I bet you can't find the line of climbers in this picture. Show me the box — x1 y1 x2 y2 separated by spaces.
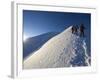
71 24 85 37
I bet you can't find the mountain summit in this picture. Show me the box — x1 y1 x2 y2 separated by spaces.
23 26 90 69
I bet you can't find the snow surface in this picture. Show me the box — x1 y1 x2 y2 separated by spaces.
23 26 90 69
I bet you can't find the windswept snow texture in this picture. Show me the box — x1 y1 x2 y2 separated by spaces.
23 26 91 69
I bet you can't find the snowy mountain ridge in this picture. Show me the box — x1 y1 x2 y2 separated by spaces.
23 32 59 59
23 26 90 69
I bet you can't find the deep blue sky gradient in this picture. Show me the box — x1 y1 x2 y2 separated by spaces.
23 10 91 38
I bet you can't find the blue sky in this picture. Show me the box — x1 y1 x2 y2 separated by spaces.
23 10 91 39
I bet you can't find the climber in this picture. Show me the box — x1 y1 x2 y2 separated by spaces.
71 25 78 34
79 24 85 37
71 26 74 34
74 25 78 33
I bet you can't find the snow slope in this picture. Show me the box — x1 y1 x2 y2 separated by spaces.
23 26 90 69
23 32 59 59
